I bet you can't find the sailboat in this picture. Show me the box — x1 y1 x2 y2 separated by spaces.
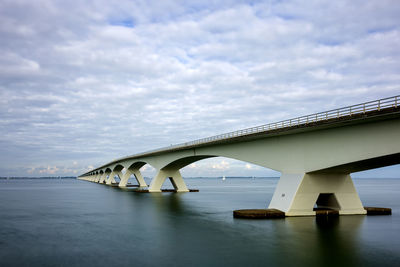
222 175 226 181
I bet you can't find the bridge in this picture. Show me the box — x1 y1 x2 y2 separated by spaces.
79 95 400 216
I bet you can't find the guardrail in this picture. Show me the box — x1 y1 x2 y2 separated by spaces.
83 95 399 175
153 95 399 152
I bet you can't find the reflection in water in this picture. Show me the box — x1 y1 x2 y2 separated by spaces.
315 214 341 228
131 189 368 267
149 192 186 215
315 216 364 266
270 215 365 266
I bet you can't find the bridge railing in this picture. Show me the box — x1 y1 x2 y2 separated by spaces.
159 95 399 152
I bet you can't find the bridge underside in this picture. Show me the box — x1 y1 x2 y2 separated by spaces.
79 155 400 217
80 156 399 216
312 152 400 174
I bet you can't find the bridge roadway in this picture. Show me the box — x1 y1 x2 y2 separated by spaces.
79 96 400 216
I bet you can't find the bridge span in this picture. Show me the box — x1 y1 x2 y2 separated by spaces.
79 96 400 216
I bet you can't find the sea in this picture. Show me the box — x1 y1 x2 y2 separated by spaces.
0 177 399 267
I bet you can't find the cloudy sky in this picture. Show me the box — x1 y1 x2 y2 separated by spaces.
1 0 399 178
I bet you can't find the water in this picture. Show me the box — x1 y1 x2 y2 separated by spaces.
0 177 399 267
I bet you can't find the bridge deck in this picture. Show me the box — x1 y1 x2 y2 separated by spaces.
100 97 399 168
82 95 399 175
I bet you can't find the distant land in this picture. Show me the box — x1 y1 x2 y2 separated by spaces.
1 176 398 180
183 176 279 179
0 176 277 180
0 176 77 179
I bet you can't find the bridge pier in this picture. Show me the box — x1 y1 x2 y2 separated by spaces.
148 169 189 192
268 172 366 216
99 172 107 184
106 172 117 185
119 168 147 188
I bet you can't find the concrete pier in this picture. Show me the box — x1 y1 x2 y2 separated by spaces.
233 206 391 219
364 207 392 215
233 209 285 219
134 189 199 193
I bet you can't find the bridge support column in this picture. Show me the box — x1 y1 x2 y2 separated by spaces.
99 173 108 184
268 173 366 216
106 172 117 185
119 169 147 188
148 169 189 192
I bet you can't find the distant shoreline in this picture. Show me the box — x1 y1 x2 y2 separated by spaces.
1 176 278 180
0 176 77 179
1 176 399 180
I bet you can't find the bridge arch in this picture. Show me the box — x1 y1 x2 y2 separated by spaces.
162 155 217 170
99 168 112 184
149 153 279 192
127 161 147 170
117 161 149 188
112 164 124 172
96 169 103 183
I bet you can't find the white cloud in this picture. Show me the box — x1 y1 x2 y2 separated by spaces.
0 52 41 77
212 160 230 170
39 166 59 175
308 69 344 81
189 163 197 169
0 0 399 177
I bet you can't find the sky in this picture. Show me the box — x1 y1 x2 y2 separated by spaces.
0 0 399 178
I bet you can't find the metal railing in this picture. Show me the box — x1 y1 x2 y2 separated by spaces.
83 95 399 175
147 95 399 153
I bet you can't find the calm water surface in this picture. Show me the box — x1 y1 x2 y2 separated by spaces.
0 178 399 267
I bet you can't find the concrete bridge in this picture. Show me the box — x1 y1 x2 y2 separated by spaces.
79 96 400 216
